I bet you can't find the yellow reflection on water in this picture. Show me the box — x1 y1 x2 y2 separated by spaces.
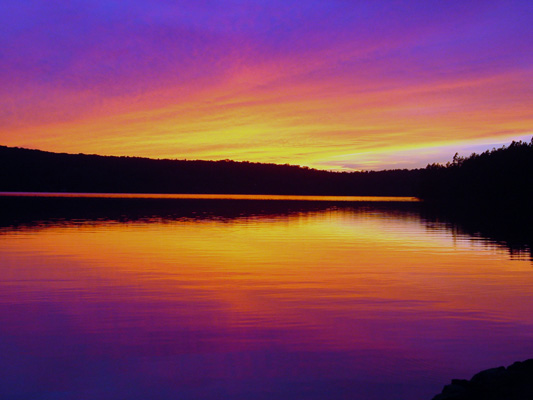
2 208 532 348
2 206 533 400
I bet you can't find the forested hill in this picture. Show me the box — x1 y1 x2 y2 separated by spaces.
420 139 533 205
0 145 421 196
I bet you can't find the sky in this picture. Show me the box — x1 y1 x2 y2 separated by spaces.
1 0 532 170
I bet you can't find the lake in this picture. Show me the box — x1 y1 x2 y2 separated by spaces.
1 193 532 400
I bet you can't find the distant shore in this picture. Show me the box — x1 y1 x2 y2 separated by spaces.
0 191 419 202
2 139 532 205
0 145 420 196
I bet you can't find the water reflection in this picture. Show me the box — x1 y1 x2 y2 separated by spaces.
1 195 530 261
1 196 533 400
421 204 533 262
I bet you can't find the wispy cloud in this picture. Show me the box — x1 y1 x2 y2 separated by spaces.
1 0 531 169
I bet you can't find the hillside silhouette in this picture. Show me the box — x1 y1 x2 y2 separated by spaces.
2 139 532 199
2 141 532 259
420 138 533 205
0 145 420 196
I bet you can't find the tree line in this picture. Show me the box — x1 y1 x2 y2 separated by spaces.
1 138 531 201
0 145 420 196
419 138 533 205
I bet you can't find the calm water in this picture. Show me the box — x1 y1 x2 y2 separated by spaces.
1 194 532 400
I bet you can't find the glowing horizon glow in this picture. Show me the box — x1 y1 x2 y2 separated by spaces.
1 1 532 170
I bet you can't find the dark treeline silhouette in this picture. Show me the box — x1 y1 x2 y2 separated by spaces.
417 138 533 261
0 145 420 196
2 138 532 200
420 138 533 205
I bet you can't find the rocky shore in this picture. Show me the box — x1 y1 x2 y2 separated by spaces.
432 359 533 400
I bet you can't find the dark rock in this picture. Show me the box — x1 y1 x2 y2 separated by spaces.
431 359 533 400
450 379 470 388
507 359 533 374
470 366 507 385
437 383 469 399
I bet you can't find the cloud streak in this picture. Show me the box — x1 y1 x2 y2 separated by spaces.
1 0 532 169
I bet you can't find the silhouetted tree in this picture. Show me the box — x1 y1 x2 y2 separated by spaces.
420 138 533 205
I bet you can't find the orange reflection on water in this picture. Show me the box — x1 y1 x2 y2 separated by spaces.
2 207 533 399
2 209 532 337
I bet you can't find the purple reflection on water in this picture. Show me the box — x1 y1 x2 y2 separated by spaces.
1 205 533 400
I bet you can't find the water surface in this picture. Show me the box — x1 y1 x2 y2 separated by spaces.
1 195 532 400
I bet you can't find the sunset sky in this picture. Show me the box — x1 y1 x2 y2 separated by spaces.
1 1 532 170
